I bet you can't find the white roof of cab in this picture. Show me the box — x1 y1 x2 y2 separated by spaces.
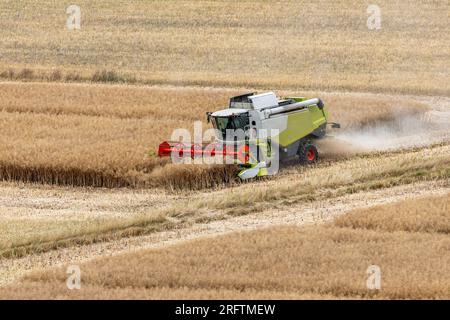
249 92 278 110
211 108 248 117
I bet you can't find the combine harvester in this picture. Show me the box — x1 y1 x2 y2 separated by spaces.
158 92 339 179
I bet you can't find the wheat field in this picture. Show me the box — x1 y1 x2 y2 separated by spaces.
1 193 448 299
0 0 449 95
0 82 427 189
0 0 448 300
1 144 448 260
0 0 445 191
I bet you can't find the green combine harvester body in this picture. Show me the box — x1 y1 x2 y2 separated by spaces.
158 91 339 180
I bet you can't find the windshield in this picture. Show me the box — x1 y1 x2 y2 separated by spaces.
212 114 249 140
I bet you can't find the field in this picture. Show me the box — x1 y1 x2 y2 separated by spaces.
0 82 430 189
0 0 449 95
1 194 449 299
0 0 448 300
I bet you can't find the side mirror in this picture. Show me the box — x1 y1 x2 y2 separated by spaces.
206 112 212 123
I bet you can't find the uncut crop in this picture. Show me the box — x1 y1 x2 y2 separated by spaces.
0 83 426 189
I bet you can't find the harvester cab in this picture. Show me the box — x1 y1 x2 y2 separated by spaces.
158 91 338 180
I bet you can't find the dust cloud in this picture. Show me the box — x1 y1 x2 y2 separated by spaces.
332 109 450 153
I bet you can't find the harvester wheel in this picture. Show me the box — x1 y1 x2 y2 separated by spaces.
298 143 318 164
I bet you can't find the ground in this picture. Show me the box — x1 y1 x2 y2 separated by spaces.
0 0 448 299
